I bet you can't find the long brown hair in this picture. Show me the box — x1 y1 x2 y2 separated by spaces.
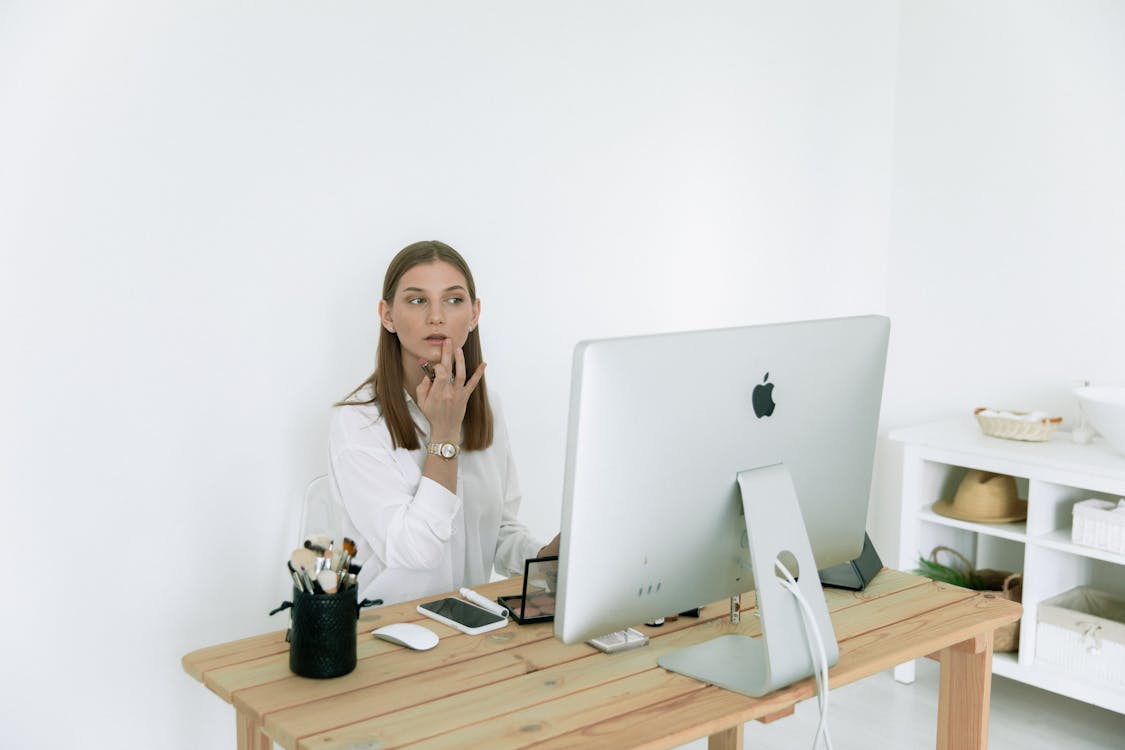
337 240 493 451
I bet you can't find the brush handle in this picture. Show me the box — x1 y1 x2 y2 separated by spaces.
287 562 306 593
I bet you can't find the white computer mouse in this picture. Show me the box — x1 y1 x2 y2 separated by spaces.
371 622 440 651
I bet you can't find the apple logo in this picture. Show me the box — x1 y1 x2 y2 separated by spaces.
752 372 776 418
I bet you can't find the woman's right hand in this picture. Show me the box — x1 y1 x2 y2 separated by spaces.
538 533 561 558
415 338 486 443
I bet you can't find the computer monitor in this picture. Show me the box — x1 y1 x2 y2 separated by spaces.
553 315 890 696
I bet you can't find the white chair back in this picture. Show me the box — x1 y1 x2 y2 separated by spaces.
298 474 345 545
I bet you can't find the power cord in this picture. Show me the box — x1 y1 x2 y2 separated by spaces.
775 558 834 750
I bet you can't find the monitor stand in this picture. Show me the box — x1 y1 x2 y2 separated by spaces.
658 463 839 697
819 532 883 591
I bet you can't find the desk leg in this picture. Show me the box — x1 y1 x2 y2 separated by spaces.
936 632 993 750
708 724 744 750
236 709 272 750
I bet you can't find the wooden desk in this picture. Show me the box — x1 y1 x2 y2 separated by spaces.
183 569 1020 750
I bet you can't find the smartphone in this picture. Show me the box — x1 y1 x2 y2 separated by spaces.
417 597 508 635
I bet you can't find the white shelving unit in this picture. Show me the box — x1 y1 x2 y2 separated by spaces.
890 417 1125 715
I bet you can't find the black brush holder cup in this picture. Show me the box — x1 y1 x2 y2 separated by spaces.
270 587 382 678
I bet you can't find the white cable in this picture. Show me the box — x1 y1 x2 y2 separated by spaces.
776 559 835 750
777 573 829 748
778 576 831 750
778 568 832 750
789 579 832 750
781 576 832 750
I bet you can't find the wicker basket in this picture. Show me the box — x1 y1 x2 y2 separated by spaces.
974 407 1062 442
929 546 1022 652
1071 498 1125 555
1036 587 1125 687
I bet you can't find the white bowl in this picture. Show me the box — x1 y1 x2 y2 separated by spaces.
1075 386 1125 457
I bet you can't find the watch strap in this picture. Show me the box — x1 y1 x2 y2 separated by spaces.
427 441 460 459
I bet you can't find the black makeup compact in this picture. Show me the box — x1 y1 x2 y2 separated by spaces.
498 555 558 624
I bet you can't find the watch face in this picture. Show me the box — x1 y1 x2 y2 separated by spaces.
441 443 457 458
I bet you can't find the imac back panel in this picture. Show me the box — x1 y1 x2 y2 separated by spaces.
554 315 890 644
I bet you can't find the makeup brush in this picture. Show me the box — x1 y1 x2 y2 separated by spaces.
328 537 349 577
291 546 317 572
291 547 319 593
287 561 305 592
317 569 339 595
305 532 332 550
304 539 328 556
337 539 360 580
342 538 357 571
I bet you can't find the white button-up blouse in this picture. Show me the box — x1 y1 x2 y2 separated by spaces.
329 387 543 605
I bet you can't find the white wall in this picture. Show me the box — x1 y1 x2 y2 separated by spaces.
7 2 1124 748
871 1 1125 562
0 2 899 748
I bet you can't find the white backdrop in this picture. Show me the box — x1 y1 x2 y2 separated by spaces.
2 2 1122 748
869 0 1125 556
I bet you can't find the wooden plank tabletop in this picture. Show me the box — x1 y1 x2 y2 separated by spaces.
182 569 1021 750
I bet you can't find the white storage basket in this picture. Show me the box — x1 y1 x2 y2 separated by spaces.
1071 498 1125 555
1035 587 1125 687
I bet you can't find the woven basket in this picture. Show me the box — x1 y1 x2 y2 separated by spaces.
931 546 1023 652
1072 498 1125 555
974 407 1062 442
1036 587 1125 686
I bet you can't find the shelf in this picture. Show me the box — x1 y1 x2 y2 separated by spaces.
894 416 1125 718
918 508 1028 542
1031 529 1125 566
890 417 1125 482
991 651 1020 675
992 655 1125 715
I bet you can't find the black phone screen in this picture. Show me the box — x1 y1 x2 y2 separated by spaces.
418 597 505 628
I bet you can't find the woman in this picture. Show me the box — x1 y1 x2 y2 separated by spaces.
330 240 559 605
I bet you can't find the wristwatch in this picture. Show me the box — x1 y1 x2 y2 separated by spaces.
427 441 460 460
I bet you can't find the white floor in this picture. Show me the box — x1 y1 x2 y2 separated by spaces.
677 658 1125 749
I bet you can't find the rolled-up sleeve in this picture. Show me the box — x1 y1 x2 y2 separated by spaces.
331 411 462 572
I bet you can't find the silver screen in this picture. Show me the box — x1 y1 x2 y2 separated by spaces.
554 315 890 644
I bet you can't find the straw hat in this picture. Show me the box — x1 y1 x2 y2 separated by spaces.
931 469 1027 523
